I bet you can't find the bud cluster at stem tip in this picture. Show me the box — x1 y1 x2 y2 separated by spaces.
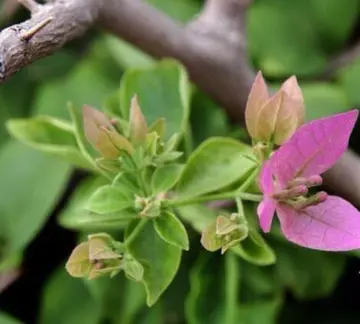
245 71 305 146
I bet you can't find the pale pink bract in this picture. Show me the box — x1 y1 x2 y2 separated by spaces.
257 110 360 251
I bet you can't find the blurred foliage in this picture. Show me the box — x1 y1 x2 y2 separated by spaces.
1 0 360 324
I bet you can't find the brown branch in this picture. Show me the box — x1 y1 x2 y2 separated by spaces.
322 40 360 79
1 0 360 207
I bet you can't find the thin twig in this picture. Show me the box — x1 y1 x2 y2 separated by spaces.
19 16 53 40
322 41 360 79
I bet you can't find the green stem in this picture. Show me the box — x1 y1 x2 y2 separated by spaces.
166 191 262 207
125 219 148 246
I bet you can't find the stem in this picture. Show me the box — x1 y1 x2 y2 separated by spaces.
125 219 148 246
167 191 262 207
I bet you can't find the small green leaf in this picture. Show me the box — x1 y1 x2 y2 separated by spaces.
149 118 166 139
154 211 189 250
120 59 191 139
151 164 184 194
176 137 256 198
6 117 93 170
126 220 182 306
65 242 91 278
86 185 133 214
231 230 276 266
58 177 136 231
123 257 145 282
200 220 222 252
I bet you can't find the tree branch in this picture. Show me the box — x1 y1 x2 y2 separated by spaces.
322 40 360 79
1 0 360 207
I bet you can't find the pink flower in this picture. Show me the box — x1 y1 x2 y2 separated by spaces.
257 110 360 251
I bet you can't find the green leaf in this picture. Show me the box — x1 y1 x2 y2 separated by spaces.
301 83 349 120
0 313 22 324
33 59 116 119
339 58 360 107
86 185 133 214
0 141 70 258
154 211 189 250
126 220 182 306
237 297 282 324
39 268 102 324
6 116 93 170
0 70 35 146
120 59 191 139
273 239 345 299
248 1 326 77
59 176 136 231
190 91 230 146
224 253 240 324
151 164 184 194
309 0 358 50
185 253 226 324
176 137 256 198
105 35 154 69
176 204 218 233
231 230 276 266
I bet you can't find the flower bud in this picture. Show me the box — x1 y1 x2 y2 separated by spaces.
65 233 123 280
83 105 134 158
129 95 148 144
245 72 305 145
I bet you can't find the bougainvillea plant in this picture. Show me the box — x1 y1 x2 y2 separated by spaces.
7 61 360 307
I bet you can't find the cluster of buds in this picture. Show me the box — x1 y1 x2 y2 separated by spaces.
245 72 305 160
134 193 166 218
201 213 249 254
65 233 143 281
83 95 183 172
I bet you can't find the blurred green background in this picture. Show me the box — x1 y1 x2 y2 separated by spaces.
1 0 360 323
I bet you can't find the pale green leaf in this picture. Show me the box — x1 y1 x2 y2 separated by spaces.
154 211 189 250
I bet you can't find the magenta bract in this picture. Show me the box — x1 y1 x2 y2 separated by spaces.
258 110 360 251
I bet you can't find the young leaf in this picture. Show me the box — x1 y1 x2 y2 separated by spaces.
82 105 134 158
123 258 145 282
6 117 93 170
129 95 148 143
65 242 91 278
149 118 166 139
120 59 191 139
176 137 256 198
126 220 182 306
151 164 184 194
68 103 98 166
86 185 133 214
154 211 189 250
58 177 137 231
200 220 222 252
231 230 276 266
88 234 122 260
